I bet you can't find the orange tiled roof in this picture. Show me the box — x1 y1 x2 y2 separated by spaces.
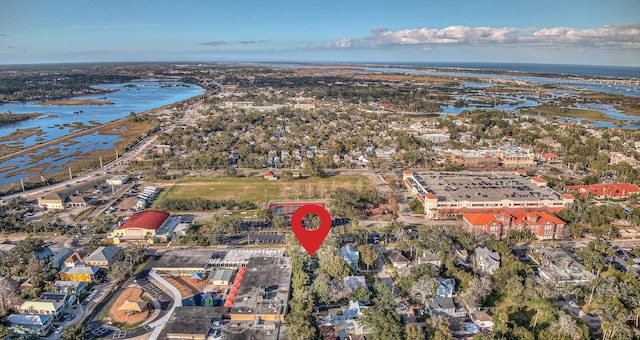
463 213 500 225
541 153 559 159
568 183 640 197
464 211 565 226
530 176 547 183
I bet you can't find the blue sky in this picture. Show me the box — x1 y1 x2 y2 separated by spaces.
1 0 639 66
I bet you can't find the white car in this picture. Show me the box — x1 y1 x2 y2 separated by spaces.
55 326 64 334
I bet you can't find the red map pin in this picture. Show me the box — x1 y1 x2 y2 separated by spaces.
290 204 332 256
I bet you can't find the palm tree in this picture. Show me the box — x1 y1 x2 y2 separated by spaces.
526 298 553 332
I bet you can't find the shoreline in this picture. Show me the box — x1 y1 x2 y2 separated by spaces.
34 99 114 106
0 91 204 190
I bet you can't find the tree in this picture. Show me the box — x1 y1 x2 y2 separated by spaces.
458 277 492 310
350 285 371 302
107 261 132 283
358 244 378 270
310 272 331 306
317 247 351 280
223 167 238 177
410 279 435 305
124 244 147 266
424 316 452 340
24 256 49 289
0 276 17 316
405 323 425 340
286 290 320 340
61 323 88 340
272 216 287 233
526 298 554 332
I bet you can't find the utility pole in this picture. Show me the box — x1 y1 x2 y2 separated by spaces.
68 167 72 180
20 178 25 192
100 156 103 168
116 148 119 159
264 189 267 208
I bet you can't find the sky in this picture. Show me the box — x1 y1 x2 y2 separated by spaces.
1 0 639 66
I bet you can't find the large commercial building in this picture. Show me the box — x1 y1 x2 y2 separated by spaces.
108 210 181 244
229 256 292 322
403 171 574 220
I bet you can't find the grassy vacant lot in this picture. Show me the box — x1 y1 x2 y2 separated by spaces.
155 175 371 204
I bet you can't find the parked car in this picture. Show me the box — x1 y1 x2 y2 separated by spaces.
55 326 64 334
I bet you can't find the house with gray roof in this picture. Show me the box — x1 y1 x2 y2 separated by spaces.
474 247 500 275
85 246 122 268
53 280 88 295
50 248 73 270
426 297 465 318
389 250 410 268
7 314 53 336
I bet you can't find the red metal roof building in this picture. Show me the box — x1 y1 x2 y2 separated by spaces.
109 210 172 244
463 212 566 240
568 183 640 200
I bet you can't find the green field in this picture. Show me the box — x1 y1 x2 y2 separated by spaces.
154 175 371 205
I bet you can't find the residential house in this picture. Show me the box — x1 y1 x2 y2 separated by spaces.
415 249 441 268
40 293 76 306
53 280 88 295
609 152 639 167
59 266 99 283
85 246 123 268
319 301 370 340
64 251 87 267
426 297 465 317
474 247 500 275
389 250 410 268
7 314 53 336
471 311 494 330
263 171 277 180
343 276 367 291
433 277 456 298
19 300 64 319
49 248 73 270
340 245 360 270
36 247 53 261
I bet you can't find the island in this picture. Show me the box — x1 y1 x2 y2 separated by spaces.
0 112 43 126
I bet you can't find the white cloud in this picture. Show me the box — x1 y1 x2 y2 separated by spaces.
328 23 640 49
